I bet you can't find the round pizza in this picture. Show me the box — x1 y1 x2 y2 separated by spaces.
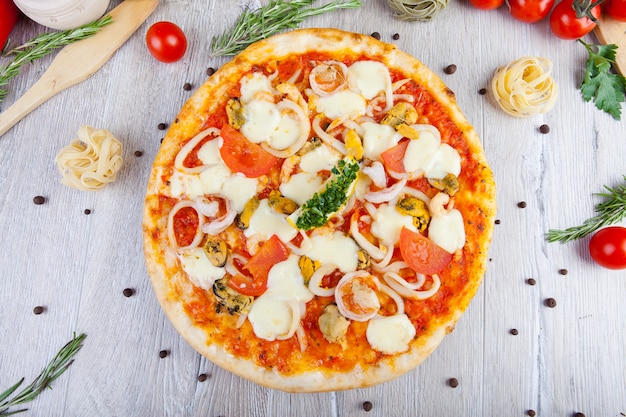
142 28 496 392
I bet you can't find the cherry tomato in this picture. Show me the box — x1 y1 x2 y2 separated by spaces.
1 0 20 50
605 0 626 21
219 124 280 178
549 1 601 39
145 21 187 63
228 235 290 296
380 139 409 173
588 226 626 270
508 0 556 22
470 0 505 10
399 227 453 275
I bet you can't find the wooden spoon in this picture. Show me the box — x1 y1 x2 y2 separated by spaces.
593 14 626 76
0 0 159 137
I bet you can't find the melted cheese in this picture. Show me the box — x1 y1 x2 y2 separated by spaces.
280 171 323 206
248 255 313 341
366 314 416 354
240 72 273 103
362 122 401 161
370 203 418 244
178 248 225 290
299 143 340 173
428 208 466 253
316 90 366 119
245 199 298 244
403 129 461 180
220 174 258 212
197 138 223 165
306 231 359 273
348 60 391 100
241 99 281 143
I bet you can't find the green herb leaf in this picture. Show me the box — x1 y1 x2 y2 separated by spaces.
210 0 363 57
0 16 112 103
295 159 360 230
0 333 86 416
578 40 626 120
546 176 626 243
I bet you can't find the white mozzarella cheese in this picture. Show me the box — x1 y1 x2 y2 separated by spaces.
347 60 391 100
316 90 366 120
370 203 418 244
366 314 416 354
241 99 281 144
299 143 340 173
197 138 224 166
403 130 440 174
248 255 312 341
168 171 204 199
403 129 462 180
240 72 273 103
247 296 294 341
266 255 314 303
279 171 322 206
178 247 225 290
220 174 258 212
267 112 301 150
306 231 359 273
426 143 461 179
245 199 298 244
362 122 401 161
428 208 466 253
198 163 232 195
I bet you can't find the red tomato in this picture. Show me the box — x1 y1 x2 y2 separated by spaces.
1 0 20 50
146 21 187 63
588 226 626 270
228 235 290 296
549 1 601 39
399 227 453 275
219 124 280 178
605 0 626 21
380 139 409 173
508 0 556 22
470 0 505 10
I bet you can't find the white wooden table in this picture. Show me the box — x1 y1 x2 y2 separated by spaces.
1 1 625 416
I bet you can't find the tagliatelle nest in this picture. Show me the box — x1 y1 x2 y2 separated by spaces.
491 56 558 117
55 125 124 191
386 0 449 21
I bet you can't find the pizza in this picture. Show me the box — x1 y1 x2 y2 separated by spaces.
142 28 496 392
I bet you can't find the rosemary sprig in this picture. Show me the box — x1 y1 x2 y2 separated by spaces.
546 176 626 243
0 16 112 103
0 333 87 416
210 0 363 57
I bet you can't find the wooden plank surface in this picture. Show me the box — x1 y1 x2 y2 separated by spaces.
1 1 625 416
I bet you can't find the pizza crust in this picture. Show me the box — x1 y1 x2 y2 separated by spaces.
143 28 496 393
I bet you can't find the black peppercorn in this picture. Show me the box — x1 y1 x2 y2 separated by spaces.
539 124 550 134
33 306 45 315
123 288 134 297
371 32 381 40
158 123 167 130
159 350 169 358
448 377 459 388
444 64 457 74
362 401 373 411
33 196 46 205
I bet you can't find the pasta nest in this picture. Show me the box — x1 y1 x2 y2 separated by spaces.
55 125 124 191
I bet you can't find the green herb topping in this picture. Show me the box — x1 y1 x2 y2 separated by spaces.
547 176 626 243
210 0 363 57
295 159 360 230
578 40 626 121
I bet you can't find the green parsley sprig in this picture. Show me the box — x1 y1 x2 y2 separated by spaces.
546 176 626 243
295 158 360 230
0 16 112 103
578 40 626 120
0 333 86 416
210 0 363 57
